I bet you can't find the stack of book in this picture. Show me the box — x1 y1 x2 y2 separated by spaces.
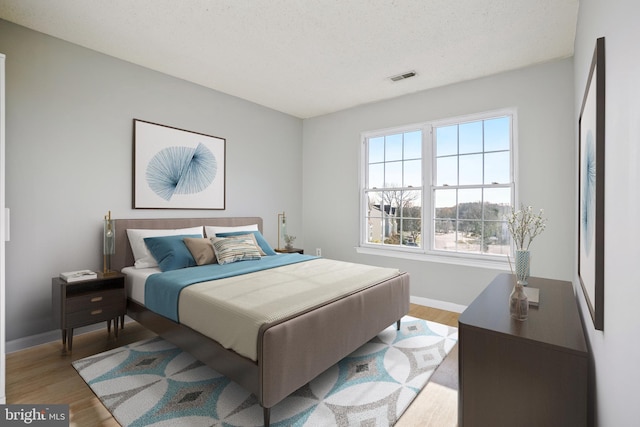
60 270 97 283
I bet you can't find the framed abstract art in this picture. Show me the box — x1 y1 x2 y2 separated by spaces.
133 119 226 210
578 37 605 331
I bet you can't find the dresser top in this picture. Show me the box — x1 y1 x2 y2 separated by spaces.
459 273 588 355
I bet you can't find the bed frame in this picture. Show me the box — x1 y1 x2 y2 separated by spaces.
113 217 410 426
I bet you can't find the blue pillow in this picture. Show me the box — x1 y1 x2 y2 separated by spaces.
215 230 277 256
144 234 201 272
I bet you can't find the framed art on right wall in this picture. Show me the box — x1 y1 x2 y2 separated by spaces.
578 37 605 331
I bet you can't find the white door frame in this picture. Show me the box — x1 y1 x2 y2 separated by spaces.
1 52 7 404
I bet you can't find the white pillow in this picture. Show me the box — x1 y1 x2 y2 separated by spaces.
204 224 258 238
127 227 203 268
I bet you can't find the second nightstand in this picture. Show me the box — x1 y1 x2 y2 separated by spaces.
52 272 126 352
274 247 304 254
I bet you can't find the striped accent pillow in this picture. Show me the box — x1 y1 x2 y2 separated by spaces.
211 237 262 265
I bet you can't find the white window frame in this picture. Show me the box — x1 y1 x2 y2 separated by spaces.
358 108 518 270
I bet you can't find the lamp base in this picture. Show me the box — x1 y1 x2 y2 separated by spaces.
103 254 117 276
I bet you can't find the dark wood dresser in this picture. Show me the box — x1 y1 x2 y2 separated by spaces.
458 273 588 427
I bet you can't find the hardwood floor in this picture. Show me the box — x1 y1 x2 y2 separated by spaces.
6 320 155 426
396 304 460 427
6 303 460 426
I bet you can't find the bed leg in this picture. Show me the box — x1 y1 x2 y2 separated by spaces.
397 319 401 331
263 407 270 427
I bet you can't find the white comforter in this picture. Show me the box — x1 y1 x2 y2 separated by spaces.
178 258 400 361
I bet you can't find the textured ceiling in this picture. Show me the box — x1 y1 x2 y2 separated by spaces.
0 0 579 118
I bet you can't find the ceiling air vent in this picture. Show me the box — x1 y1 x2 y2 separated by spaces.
390 71 417 82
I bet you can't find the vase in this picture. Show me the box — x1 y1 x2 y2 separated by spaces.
515 249 530 285
509 281 529 321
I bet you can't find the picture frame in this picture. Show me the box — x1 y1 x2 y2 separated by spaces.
133 119 226 209
578 37 605 331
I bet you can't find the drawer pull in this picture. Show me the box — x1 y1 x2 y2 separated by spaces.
90 296 103 303
91 309 103 315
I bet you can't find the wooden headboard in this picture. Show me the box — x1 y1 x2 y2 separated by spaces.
112 217 263 272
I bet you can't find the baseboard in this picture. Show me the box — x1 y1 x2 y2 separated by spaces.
410 296 467 313
6 329 63 354
6 316 135 353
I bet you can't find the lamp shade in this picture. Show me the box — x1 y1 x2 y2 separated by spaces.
103 211 115 274
278 211 286 250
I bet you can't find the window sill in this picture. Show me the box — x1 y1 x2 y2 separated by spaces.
355 246 511 271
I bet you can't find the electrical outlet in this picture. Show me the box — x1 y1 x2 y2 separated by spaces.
315 248 322 257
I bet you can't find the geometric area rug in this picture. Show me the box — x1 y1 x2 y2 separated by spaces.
73 316 458 426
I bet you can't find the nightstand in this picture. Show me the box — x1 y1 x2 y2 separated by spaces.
275 247 304 254
52 272 126 352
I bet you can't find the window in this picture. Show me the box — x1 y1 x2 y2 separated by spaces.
361 109 515 263
364 129 423 248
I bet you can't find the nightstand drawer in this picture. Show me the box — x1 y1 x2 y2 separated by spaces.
66 289 124 313
66 301 124 327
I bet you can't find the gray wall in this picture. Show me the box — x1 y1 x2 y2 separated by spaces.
573 0 640 425
302 58 575 307
0 19 303 343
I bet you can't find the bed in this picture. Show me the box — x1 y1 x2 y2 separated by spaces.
112 217 410 426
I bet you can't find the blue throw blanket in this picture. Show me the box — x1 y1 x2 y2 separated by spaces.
145 253 316 322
